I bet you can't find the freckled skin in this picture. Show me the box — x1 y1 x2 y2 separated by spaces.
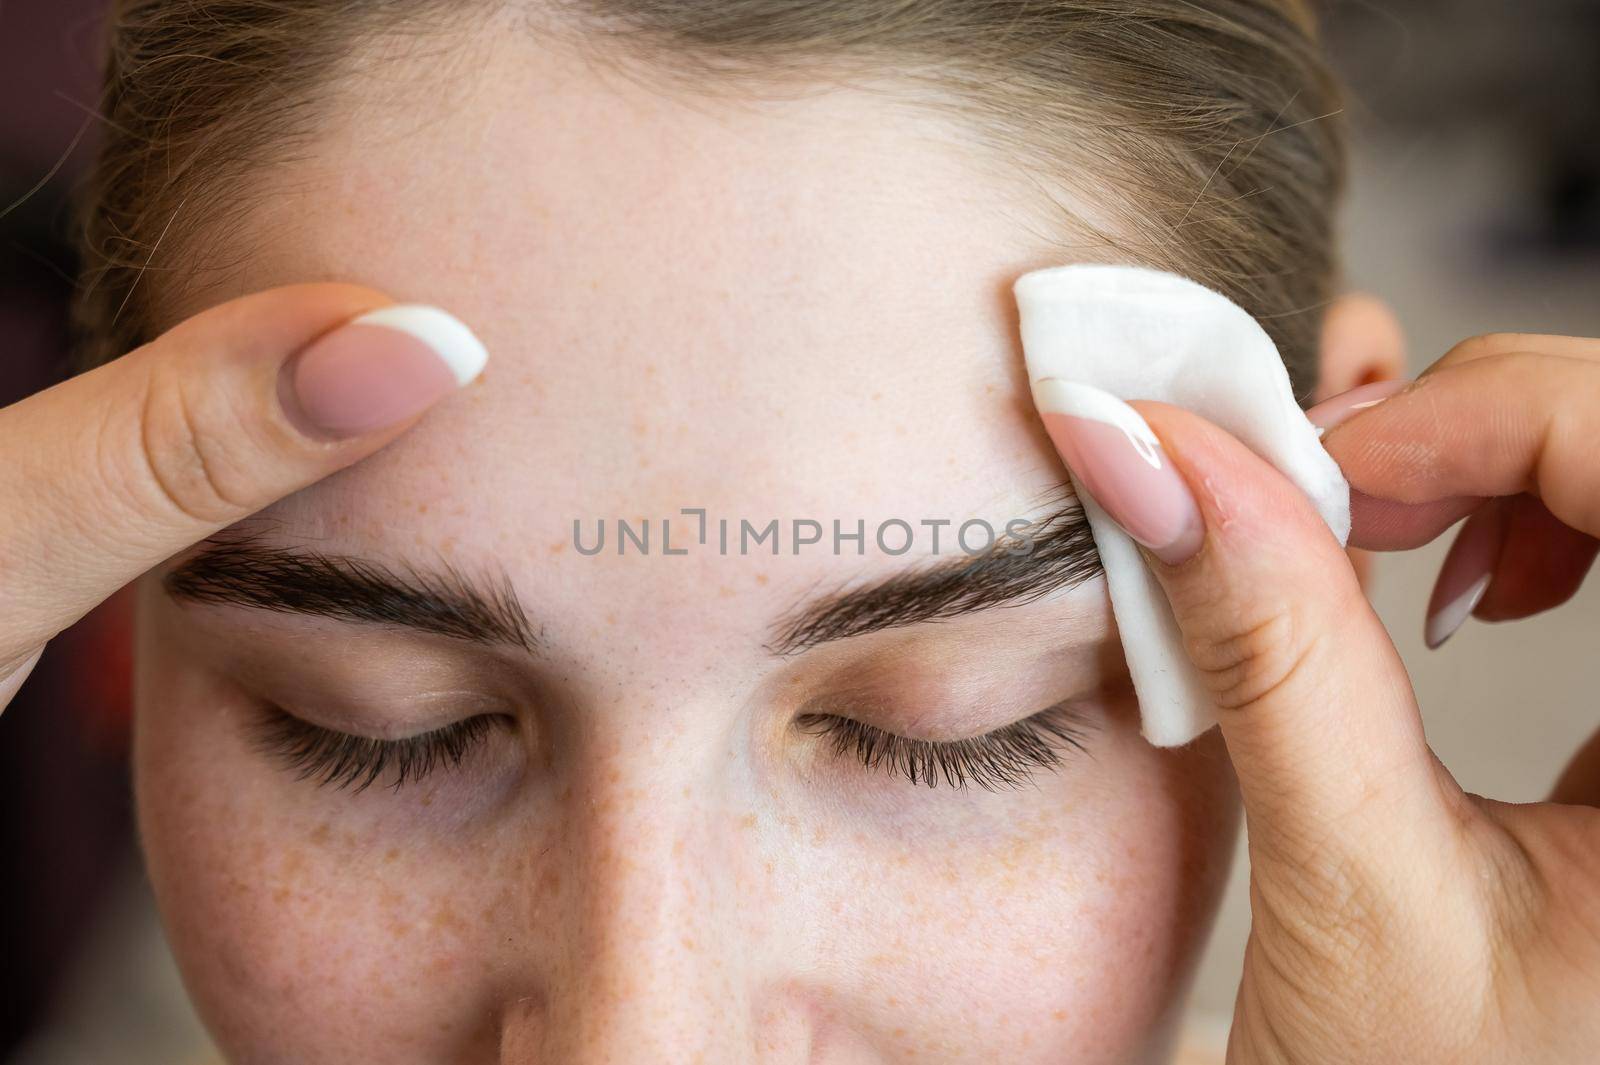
135 24 1242 1065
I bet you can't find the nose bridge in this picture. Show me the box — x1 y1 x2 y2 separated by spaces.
538 734 756 1062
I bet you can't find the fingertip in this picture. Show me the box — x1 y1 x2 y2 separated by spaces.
280 305 488 439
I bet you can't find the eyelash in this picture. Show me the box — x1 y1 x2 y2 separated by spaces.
795 704 1092 791
253 703 1092 796
250 707 507 793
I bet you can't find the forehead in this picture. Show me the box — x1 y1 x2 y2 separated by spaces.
194 32 1076 659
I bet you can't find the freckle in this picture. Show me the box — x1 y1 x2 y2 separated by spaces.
754 573 769 586
1052 1009 1066 1021
549 540 566 554
272 887 290 904
538 867 561 897
417 501 429 514
870 391 882 401
384 848 400 863
604 613 616 625
739 814 756 830
431 902 466 935
632 418 648 436
309 823 331 846
718 586 734 598
810 824 828 845
420 791 435 807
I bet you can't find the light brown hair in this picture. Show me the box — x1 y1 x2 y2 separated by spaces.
77 0 1345 399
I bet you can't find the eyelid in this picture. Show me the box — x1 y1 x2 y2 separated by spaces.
251 705 511 793
796 703 1092 791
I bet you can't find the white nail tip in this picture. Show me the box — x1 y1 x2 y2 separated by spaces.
1033 378 1164 468
1425 572 1490 649
352 304 489 387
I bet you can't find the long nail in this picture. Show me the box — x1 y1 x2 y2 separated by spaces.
1424 502 1509 649
1033 379 1203 565
1306 379 1410 433
283 305 488 438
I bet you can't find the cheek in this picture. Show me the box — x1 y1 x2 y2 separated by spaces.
792 728 1238 1064
134 640 515 1062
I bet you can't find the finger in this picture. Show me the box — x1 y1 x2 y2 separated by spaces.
1034 384 1451 865
1320 347 1600 542
1345 490 1483 551
1427 331 1600 371
0 647 44 711
0 284 487 668
1551 728 1600 808
1418 494 1597 647
1422 497 1511 649
1473 494 1599 622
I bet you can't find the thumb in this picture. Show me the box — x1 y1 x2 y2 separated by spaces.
1036 383 1449 863
0 283 487 668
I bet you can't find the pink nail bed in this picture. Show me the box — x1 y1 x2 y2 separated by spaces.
287 305 488 438
1306 379 1410 432
1035 382 1203 565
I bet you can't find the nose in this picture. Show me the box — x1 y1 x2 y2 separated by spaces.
502 739 803 1064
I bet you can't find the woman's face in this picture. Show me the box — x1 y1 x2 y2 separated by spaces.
135 30 1239 1064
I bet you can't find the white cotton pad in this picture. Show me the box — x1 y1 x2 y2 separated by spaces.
1014 264 1349 746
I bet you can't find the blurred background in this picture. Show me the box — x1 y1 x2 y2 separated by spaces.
0 1 1596 1060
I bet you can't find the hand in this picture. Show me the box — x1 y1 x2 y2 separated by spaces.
1040 333 1600 1064
0 284 485 711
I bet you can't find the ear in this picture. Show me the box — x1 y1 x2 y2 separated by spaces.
1315 293 1407 589
1314 292 1406 402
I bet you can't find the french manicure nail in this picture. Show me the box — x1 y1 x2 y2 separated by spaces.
1306 379 1410 433
1033 379 1204 565
1424 504 1508 649
285 304 488 438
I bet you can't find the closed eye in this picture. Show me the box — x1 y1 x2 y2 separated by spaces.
795 703 1093 791
251 706 514 793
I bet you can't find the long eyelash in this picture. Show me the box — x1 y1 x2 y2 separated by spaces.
251 709 501 794
797 705 1092 792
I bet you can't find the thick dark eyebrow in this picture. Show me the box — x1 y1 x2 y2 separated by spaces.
768 493 1102 656
162 527 540 652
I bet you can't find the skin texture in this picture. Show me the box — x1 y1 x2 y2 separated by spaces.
130 26 1255 1064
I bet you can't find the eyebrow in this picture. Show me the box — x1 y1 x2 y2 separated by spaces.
162 526 541 652
767 495 1101 655
162 497 1102 655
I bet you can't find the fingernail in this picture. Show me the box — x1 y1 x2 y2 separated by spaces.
1305 379 1410 434
1033 379 1204 565
284 305 488 438
1424 503 1508 649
